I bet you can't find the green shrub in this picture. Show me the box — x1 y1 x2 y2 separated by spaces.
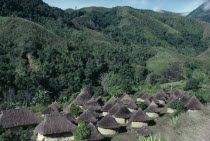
138 103 148 110
184 78 201 91
190 88 210 103
73 122 90 141
169 101 185 114
70 104 79 118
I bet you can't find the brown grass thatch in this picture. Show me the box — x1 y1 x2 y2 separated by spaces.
144 101 159 113
83 98 101 111
180 94 190 105
147 96 159 104
173 89 183 98
0 109 41 129
167 94 178 105
77 110 98 123
35 112 77 135
162 88 171 95
137 91 147 98
41 106 57 115
114 106 132 119
129 109 152 122
109 103 122 115
120 94 133 105
65 113 76 123
141 93 150 100
88 123 104 141
185 96 204 110
73 88 92 106
137 126 153 137
97 114 121 129
127 100 138 109
101 101 114 112
155 93 166 101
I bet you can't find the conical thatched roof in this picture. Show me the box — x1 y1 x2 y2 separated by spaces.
41 101 62 115
83 98 101 111
88 123 104 141
116 93 126 99
144 101 159 113
127 100 138 109
50 101 61 110
180 94 190 105
65 113 76 123
173 89 183 98
154 93 166 101
35 112 77 135
77 110 98 123
113 98 123 105
0 109 41 129
101 101 114 112
167 94 178 104
185 96 204 110
137 126 153 137
73 88 92 106
137 91 147 98
129 109 152 122
108 103 122 115
114 106 132 119
141 93 150 100
42 106 57 115
120 94 133 105
96 114 121 129
107 97 116 103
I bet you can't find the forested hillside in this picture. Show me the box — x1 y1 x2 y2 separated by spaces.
0 0 210 109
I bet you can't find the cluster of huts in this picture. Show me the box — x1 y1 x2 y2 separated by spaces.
0 88 204 141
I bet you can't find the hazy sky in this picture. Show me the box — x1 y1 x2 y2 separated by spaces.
43 0 207 13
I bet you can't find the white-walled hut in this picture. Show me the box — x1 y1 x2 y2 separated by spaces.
88 123 104 141
101 101 114 116
144 101 160 118
129 109 152 128
185 96 204 110
96 114 121 136
0 108 41 130
137 91 147 102
35 112 77 141
72 88 92 108
154 93 166 105
113 106 132 125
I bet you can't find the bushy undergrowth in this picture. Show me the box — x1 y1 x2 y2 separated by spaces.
73 122 90 141
169 101 185 115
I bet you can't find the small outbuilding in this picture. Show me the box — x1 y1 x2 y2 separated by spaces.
114 106 132 124
185 96 204 110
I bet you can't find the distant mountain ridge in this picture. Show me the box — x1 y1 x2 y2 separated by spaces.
188 2 210 23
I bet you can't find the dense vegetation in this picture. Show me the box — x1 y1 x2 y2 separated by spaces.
0 0 210 109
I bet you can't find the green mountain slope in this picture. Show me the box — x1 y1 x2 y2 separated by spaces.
188 2 210 23
0 0 210 106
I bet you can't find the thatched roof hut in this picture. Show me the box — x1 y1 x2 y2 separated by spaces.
97 114 121 129
73 88 92 106
147 96 159 104
180 94 190 105
144 101 159 113
127 100 138 110
108 103 122 115
63 103 84 114
120 94 133 105
88 123 104 141
41 101 62 115
35 112 77 135
155 93 166 101
137 126 153 137
173 89 183 98
129 110 152 122
116 93 126 99
114 106 132 119
101 101 114 112
83 98 101 111
141 93 150 100
185 96 204 110
144 99 151 106
107 97 116 103
77 110 98 123
167 94 178 105
0 109 41 129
